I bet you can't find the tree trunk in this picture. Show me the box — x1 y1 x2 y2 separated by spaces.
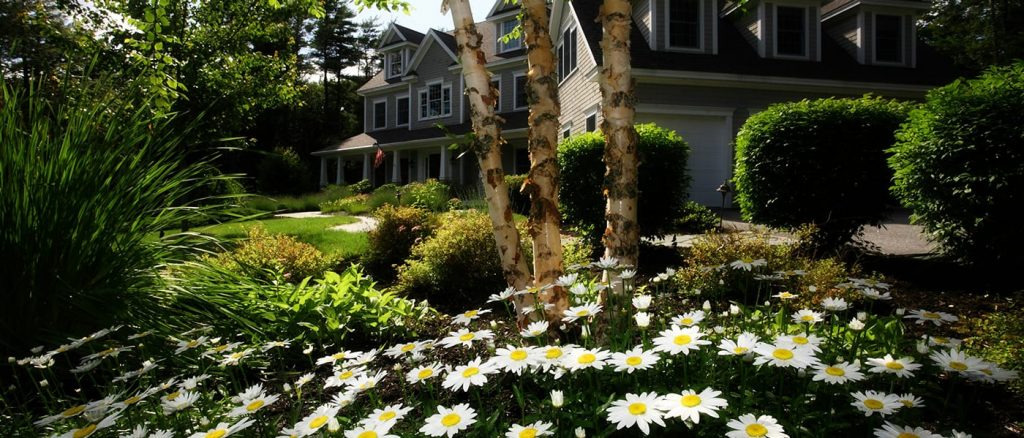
443 0 534 323
599 0 640 269
520 0 567 322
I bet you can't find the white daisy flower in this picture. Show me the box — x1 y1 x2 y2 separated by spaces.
725 414 788 438
187 418 254 438
606 392 667 435
851 390 902 417
658 387 728 424
442 358 499 392
53 412 120 438
729 257 766 271
295 372 315 388
593 256 619 270
562 303 603 323
419 404 477 437
631 295 652 310
718 332 759 357
896 393 924 409
330 390 359 409
385 341 425 358
174 336 208 354
752 343 817 369
296 404 341 436
611 346 659 374
360 403 413 429
562 347 611 372
344 424 398 438
791 309 824 324
112 360 160 383
261 340 291 352
81 346 133 362
812 361 865 384
861 288 892 300
316 350 361 367
866 354 922 378
537 345 570 370
407 363 443 384
634 312 651 328
930 349 985 375
776 333 823 353
971 361 1019 383
820 297 848 311
923 335 962 348
161 391 200 414
520 321 549 338
487 287 517 303
324 367 366 389
490 345 540 375
620 269 637 279
569 284 589 296
438 329 495 349
344 349 381 368
505 421 554 438
346 370 386 393
555 273 579 287
873 422 944 438
113 386 160 410
772 291 799 300
652 326 711 356
905 309 958 326
228 393 279 417
671 310 705 327
453 308 491 325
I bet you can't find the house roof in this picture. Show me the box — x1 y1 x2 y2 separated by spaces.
314 110 531 155
392 24 425 45
486 0 520 19
570 0 965 87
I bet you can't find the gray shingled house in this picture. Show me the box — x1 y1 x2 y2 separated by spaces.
314 0 959 205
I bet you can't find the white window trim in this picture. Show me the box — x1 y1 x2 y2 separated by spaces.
372 98 387 131
418 80 453 121
561 121 573 140
584 109 599 132
513 72 528 111
395 94 410 127
557 26 579 84
871 13 905 66
386 51 405 79
497 19 523 54
772 4 811 60
491 77 502 112
665 0 705 52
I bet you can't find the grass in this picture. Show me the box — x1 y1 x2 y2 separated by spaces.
194 216 369 258
245 185 353 213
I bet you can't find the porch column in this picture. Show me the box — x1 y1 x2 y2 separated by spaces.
319 156 328 187
335 157 344 185
439 146 450 180
392 150 401 183
363 152 372 182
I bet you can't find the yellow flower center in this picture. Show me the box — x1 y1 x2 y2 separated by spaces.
464 310 478 318
462 367 479 378
510 350 528 361
246 399 265 411
680 394 701 407
187 340 199 348
734 347 749 354
801 315 815 322
626 356 643 366
417 369 434 379
309 415 329 430
897 433 919 438
933 337 948 344
780 292 794 299
379 411 397 421
332 352 346 360
825 367 845 376
949 361 968 371
459 333 475 342
772 349 794 360
576 310 590 317
864 399 884 410
922 312 941 319
61 405 86 417
441 413 461 427
900 400 914 407
673 335 692 346
165 391 181 401
99 348 116 356
357 432 378 438
72 424 97 438
340 370 354 380
545 348 563 359
401 344 416 353
681 318 694 325
213 344 229 352
628 402 647 415
578 353 596 364
123 396 142 405
229 352 243 359
745 423 768 437
792 336 809 345
205 430 227 438
886 361 905 370
518 427 538 438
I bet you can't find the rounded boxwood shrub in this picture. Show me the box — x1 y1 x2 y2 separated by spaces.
734 96 910 248
504 173 530 215
558 123 691 243
362 205 437 281
889 63 1024 267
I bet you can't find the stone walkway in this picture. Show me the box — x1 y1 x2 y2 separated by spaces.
274 211 379 233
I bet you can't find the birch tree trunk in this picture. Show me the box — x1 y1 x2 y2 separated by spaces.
442 0 534 322
519 0 567 322
599 0 640 269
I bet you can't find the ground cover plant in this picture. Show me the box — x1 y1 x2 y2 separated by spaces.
195 216 368 258
4 255 1016 438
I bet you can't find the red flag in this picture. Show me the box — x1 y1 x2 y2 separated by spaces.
373 146 385 169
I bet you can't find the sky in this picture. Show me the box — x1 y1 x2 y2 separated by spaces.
354 0 494 33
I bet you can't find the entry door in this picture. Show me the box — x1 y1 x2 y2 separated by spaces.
428 154 441 179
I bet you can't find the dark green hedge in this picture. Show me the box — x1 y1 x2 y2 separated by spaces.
889 62 1024 266
734 97 911 248
558 123 691 242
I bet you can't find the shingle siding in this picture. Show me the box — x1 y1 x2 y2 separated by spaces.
410 42 461 130
556 7 602 137
825 13 860 59
633 0 653 43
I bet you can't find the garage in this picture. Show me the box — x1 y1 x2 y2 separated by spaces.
635 110 734 206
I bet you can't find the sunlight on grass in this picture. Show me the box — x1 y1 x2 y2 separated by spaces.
198 216 368 257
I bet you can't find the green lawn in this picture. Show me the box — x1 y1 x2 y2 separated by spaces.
196 216 369 258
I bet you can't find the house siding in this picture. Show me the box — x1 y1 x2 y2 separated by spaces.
734 7 761 52
556 8 602 137
825 13 860 59
633 0 653 43
410 42 462 130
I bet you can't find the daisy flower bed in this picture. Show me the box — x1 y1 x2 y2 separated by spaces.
3 259 1017 437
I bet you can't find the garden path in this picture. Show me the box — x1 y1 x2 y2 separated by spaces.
274 211 379 232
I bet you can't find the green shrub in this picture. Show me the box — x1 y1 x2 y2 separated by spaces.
211 225 340 282
562 236 597 269
368 183 399 210
255 147 311 195
504 173 530 214
674 201 720 234
362 205 437 281
320 194 371 215
248 184 352 213
399 179 450 212
889 63 1024 267
350 179 373 195
734 97 910 249
559 124 691 243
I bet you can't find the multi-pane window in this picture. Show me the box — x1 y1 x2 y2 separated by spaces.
874 14 903 63
396 96 409 126
558 28 578 81
373 100 387 129
419 83 452 119
514 75 528 109
585 113 597 132
498 19 522 53
387 52 404 78
776 6 807 56
669 0 702 49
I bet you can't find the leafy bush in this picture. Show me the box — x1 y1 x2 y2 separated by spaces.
320 194 371 215
211 225 340 282
562 236 597 269
674 201 720 234
367 183 399 210
963 293 1024 396
399 179 450 212
889 63 1024 267
349 178 373 195
254 146 311 195
362 205 437 281
734 97 910 249
504 173 530 214
248 184 352 213
559 124 691 243
0 77 221 354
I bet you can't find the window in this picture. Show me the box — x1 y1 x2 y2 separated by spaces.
498 19 522 53
775 6 807 57
562 124 572 140
387 51 404 78
558 27 578 81
585 113 597 132
491 78 501 111
874 14 903 63
373 100 387 130
668 0 702 49
419 82 452 119
396 96 409 126
514 148 530 174
514 74 528 110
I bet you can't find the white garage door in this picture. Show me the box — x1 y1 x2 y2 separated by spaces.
636 112 732 206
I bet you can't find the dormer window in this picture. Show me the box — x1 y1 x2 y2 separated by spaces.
498 19 522 53
874 14 903 63
775 6 807 57
386 51 404 78
668 0 702 50
558 27 578 81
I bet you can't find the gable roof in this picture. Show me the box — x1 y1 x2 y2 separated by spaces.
379 23 426 49
568 0 964 87
486 0 520 19
407 29 461 72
